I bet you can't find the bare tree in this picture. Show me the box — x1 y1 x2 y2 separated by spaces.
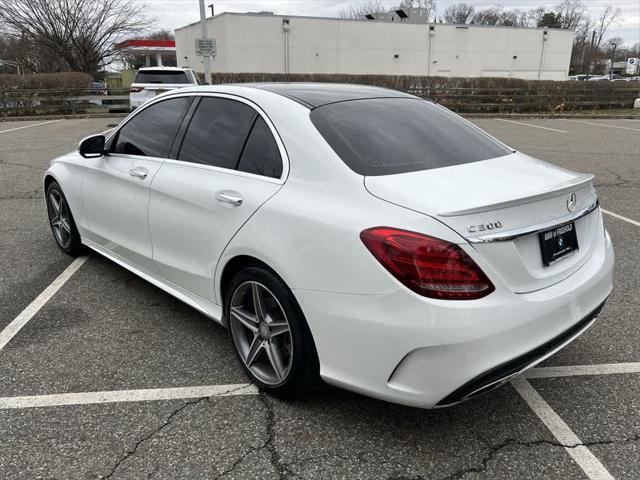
594 5 622 49
443 3 475 24
338 1 386 19
148 29 175 41
472 7 503 25
0 0 150 75
555 0 587 30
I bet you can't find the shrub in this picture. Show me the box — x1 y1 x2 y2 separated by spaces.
206 73 640 113
0 72 92 90
0 72 92 116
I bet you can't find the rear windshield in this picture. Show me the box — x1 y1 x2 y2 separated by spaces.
134 70 189 84
310 98 512 176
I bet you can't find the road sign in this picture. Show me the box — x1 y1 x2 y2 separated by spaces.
195 38 216 57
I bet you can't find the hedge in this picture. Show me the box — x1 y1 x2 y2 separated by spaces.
1 71 638 116
0 72 92 90
208 73 640 113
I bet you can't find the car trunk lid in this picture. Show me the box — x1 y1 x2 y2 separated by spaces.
364 152 600 293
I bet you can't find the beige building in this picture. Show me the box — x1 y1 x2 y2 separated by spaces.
175 12 574 80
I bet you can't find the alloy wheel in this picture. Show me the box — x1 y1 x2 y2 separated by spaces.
48 190 72 249
229 281 293 386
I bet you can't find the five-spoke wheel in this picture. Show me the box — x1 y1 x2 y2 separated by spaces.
48 189 72 249
229 281 293 385
225 267 320 396
45 180 82 256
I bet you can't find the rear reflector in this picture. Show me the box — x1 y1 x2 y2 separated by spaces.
129 86 144 93
360 227 495 300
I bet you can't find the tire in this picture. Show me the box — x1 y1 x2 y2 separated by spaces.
225 266 320 397
45 181 83 256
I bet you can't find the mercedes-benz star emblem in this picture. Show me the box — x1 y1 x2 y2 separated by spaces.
567 192 577 212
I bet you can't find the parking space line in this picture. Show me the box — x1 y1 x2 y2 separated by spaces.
0 384 258 410
0 256 88 352
512 378 614 480
561 119 640 132
526 362 640 379
0 119 63 134
494 118 568 133
601 209 640 227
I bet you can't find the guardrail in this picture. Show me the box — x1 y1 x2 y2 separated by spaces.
1 85 638 117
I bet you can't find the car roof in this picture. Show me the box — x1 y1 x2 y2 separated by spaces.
138 66 191 71
247 82 415 109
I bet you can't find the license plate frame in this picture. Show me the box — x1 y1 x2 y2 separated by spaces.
538 222 579 266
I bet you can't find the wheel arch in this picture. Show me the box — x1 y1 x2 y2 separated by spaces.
43 173 58 194
218 255 284 316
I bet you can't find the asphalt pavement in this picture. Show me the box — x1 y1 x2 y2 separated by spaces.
0 116 638 479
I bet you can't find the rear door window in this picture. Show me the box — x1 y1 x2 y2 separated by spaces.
310 98 512 176
135 70 190 84
112 97 192 158
177 97 256 170
237 117 283 179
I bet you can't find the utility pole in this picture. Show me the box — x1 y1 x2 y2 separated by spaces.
199 0 212 84
584 30 595 79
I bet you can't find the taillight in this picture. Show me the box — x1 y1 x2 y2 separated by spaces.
360 227 495 300
129 86 144 93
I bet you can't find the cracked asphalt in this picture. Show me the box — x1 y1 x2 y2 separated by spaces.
0 117 639 479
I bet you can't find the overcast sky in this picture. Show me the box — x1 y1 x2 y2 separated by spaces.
142 0 639 45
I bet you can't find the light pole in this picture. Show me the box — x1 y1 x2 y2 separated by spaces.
609 42 617 79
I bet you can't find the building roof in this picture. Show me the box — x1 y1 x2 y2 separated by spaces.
114 39 176 53
176 11 567 34
248 82 414 108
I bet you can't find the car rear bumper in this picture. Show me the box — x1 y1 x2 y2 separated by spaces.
293 227 614 408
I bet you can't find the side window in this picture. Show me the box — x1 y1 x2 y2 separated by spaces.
178 97 256 169
237 117 283 179
113 97 191 158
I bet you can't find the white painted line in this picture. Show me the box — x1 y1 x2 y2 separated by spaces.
602 209 640 227
0 256 88 352
0 119 63 134
562 119 640 132
494 118 568 133
0 384 258 410
512 378 614 480
526 362 640 379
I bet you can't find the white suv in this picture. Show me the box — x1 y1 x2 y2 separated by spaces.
129 67 199 110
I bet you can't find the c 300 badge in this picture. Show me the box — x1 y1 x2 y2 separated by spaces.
467 221 503 234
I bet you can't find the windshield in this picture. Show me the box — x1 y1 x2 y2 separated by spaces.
134 71 189 84
310 98 512 176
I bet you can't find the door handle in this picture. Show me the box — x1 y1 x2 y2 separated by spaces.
215 190 243 207
129 167 148 179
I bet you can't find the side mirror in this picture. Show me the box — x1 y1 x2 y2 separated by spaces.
79 134 106 158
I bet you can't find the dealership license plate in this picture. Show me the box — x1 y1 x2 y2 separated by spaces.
539 222 579 266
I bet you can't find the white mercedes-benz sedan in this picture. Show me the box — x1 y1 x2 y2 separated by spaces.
44 84 614 408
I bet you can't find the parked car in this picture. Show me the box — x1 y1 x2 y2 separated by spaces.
128 67 198 110
587 75 609 81
44 84 614 408
568 74 588 81
90 81 108 95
